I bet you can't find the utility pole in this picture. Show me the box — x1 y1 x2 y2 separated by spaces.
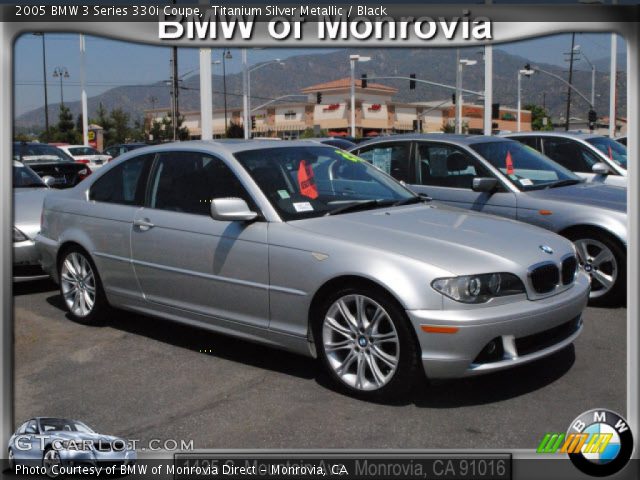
565 33 576 131
483 0 493 136
172 47 179 141
34 33 50 140
242 48 249 140
609 4 617 137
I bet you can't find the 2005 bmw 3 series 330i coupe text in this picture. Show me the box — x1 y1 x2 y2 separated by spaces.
36 141 590 399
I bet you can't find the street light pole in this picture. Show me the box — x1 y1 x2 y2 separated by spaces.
242 48 249 140
33 33 50 139
80 34 89 145
222 49 231 135
247 59 284 139
349 54 370 138
455 56 477 134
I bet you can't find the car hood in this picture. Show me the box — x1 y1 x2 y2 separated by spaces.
524 182 626 212
289 204 573 275
14 188 49 238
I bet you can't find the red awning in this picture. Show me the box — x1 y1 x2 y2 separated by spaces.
328 130 348 137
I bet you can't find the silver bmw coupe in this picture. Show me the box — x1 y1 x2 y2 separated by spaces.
36 141 590 399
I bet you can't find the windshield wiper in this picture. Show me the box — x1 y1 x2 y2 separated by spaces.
392 194 431 207
326 199 393 216
546 179 584 189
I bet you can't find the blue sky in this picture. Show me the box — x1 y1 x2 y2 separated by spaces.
14 33 627 116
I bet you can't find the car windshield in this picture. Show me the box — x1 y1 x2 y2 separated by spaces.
470 140 581 191
13 144 74 164
586 137 627 169
68 146 100 156
234 146 416 220
39 418 95 433
13 164 46 188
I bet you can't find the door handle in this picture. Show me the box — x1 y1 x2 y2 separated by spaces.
134 218 155 231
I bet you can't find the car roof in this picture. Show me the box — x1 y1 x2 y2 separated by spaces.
64 145 95 148
129 139 343 155
355 133 509 148
504 131 602 140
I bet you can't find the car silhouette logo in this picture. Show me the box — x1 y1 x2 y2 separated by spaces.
539 245 554 254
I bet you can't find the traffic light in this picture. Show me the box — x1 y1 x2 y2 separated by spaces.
492 103 500 119
251 116 256 130
588 109 597 123
361 74 367 89
316 92 322 104
524 63 531 71
409 73 416 90
451 93 456 105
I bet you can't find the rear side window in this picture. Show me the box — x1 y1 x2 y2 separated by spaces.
542 137 599 173
356 142 412 182
513 136 539 150
89 154 153 205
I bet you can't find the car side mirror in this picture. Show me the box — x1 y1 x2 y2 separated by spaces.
472 177 499 193
592 162 611 176
210 198 258 222
42 176 55 188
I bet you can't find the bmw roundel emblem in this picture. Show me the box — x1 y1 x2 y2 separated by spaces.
567 409 634 477
539 245 554 255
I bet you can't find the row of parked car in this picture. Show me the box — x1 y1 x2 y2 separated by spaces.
12 131 628 399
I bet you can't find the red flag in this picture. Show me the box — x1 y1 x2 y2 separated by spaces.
506 150 515 175
297 160 318 199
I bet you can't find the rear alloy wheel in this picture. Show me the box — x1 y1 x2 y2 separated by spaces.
315 288 418 399
59 247 108 324
571 232 626 306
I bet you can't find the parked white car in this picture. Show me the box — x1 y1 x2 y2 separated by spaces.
57 145 111 170
504 132 627 187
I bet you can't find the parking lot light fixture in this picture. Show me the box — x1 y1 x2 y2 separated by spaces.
455 58 477 134
517 68 535 132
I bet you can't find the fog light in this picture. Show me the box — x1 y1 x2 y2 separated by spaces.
473 337 505 364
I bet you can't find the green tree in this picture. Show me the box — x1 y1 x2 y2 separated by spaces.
54 105 81 144
92 102 114 146
110 108 131 144
524 104 553 131
299 127 328 138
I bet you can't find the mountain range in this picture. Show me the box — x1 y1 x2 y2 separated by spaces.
15 48 627 132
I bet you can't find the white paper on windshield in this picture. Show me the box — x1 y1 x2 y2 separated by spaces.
293 202 314 212
519 178 533 186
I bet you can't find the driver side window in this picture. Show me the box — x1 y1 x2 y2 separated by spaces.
542 138 599 173
415 143 493 190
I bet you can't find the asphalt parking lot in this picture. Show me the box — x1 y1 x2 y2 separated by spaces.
13 280 626 451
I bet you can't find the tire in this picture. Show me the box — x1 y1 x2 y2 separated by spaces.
42 448 61 478
58 246 109 324
566 230 626 307
313 285 419 400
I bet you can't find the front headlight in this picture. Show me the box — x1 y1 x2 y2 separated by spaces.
432 273 526 304
13 227 28 243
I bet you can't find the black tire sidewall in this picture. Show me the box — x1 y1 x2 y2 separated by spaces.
313 285 419 399
58 247 108 325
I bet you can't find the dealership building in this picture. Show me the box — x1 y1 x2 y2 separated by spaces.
146 77 532 139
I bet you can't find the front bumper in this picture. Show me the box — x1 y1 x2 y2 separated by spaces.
13 239 48 282
408 272 590 379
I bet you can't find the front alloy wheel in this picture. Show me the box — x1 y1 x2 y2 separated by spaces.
323 295 400 391
574 238 617 299
316 287 419 399
43 449 61 478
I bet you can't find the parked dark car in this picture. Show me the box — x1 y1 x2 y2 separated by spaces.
102 143 147 159
13 142 91 189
